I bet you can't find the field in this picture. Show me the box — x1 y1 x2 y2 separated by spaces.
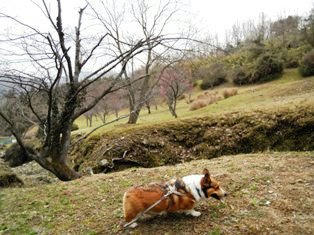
1 68 314 234
1 152 313 234
74 69 314 135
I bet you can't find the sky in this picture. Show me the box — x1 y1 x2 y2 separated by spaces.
0 0 313 41
0 0 312 76
186 0 313 40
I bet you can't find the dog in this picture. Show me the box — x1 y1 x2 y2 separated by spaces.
123 168 227 228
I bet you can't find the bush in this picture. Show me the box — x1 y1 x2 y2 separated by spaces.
229 67 251 85
71 123 79 131
223 89 238 99
189 99 208 111
275 46 311 68
200 63 227 90
299 50 314 77
251 54 283 83
231 54 283 85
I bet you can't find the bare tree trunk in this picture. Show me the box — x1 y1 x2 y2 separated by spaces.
102 113 106 124
146 101 151 114
45 158 80 181
168 99 178 118
169 107 178 118
128 109 140 124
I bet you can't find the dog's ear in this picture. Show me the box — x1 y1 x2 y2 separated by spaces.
203 168 211 181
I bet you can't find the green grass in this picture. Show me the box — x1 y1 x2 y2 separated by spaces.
73 69 314 136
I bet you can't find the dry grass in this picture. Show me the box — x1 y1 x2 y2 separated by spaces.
189 99 208 111
1 152 313 234
222 88 238 99
189 91 221 111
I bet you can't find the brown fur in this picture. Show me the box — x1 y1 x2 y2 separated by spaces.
123 169 227 224
123 184 195 222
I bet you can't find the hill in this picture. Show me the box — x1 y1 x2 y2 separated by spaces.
71 69 314 174
73 69 314 134
1 152 313 234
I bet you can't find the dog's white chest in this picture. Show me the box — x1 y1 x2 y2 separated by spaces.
182 175 205 201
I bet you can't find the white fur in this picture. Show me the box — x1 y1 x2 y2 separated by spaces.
185 209 201 217
182 175 205 201
129 222 138 228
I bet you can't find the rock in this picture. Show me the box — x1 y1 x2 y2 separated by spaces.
11 161 58 186
3 143 35 167
0 159 23 187
100 159 109 166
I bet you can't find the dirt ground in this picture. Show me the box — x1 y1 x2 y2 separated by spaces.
1 151 313 234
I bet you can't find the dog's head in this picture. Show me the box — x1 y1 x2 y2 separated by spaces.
200 168 227 200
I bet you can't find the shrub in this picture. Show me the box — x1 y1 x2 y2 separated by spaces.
189 92 221 111
275 46 311 68
229 67 251 85
223 89 238 99
251 54 283 83
189 99 208 111
71 123 79 131
200 63 227 90
299 50 314 77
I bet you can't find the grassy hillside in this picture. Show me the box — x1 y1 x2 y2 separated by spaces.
70 69 314 174
73 69 314 135
1 152 313 234
1 69 313 234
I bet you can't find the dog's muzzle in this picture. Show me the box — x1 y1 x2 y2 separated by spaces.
211 193 220 200
211 192 228 200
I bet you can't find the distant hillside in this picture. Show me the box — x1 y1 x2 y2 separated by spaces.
71 69 314 174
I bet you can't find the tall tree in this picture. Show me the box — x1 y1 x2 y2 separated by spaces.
0 0 160 181
90 0 185 124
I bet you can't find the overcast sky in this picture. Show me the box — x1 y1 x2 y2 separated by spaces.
187 0 313 39
0 0 313 41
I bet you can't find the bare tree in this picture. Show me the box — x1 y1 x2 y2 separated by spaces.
89 0 187 124
159 65 192 118
0 0 159 181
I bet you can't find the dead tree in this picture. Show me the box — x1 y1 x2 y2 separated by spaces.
89 0 185 124
0 0 159 181
159 65 192 118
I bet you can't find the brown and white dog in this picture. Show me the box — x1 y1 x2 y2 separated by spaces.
123 169 227 228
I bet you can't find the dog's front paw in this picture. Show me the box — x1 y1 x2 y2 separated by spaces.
129 222 138 228
185 210 201 217
191 210 201 217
